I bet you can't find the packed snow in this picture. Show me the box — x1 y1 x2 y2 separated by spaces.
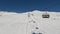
0 10 60 34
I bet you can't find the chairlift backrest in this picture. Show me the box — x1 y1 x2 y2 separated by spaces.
42 13 50 18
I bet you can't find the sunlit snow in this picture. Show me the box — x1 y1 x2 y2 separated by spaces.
0 10 60 34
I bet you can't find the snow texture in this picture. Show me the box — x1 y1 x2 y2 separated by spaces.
0 10 60 34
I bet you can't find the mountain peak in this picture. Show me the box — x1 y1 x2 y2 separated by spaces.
32 10 40 12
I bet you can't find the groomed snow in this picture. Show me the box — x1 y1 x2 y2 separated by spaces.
0 10 60 34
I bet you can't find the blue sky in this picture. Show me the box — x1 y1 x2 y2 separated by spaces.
0 0 60 13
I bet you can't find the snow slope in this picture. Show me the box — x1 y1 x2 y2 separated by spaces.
0 10 60 34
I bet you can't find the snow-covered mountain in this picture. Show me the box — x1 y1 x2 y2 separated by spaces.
0 10 60 34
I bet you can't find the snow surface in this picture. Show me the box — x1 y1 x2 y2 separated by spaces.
0 10 60 34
